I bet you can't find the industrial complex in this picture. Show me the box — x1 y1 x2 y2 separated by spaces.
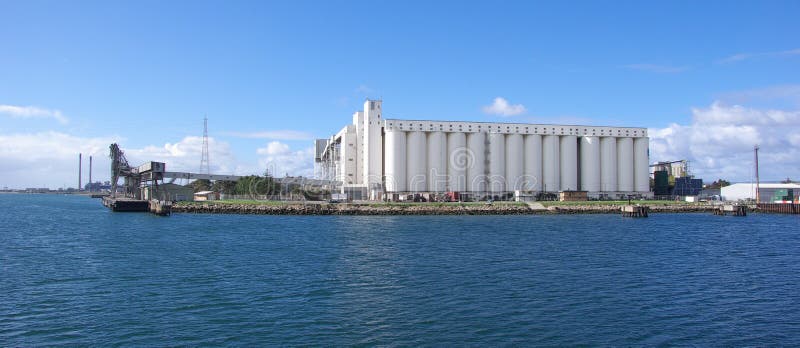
316 100 651 201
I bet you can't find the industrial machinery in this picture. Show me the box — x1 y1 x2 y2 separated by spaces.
109 143 141 198
109 142 245 200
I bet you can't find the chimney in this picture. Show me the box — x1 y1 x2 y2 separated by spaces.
78 153 82 191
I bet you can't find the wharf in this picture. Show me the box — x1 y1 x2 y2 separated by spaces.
621 205 649 217
758 203 800 214
102 196 171 215
102 196 149 212
714 204 747 216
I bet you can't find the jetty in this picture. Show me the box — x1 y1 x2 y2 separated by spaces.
102 196 149 212
713 204 747 216
621 205 649 217
102 196 172 215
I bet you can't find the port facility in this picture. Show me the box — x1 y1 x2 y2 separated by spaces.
316 100 650 201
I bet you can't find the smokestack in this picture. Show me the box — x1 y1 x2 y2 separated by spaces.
79 153 82 191
89 156 93 192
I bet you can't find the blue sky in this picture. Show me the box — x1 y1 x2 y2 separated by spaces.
1 1 799 188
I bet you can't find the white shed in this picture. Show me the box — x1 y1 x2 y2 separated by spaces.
193 191 220 201
721 183 800 202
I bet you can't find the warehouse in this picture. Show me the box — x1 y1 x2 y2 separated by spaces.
316 100 651 201
721 183 800 203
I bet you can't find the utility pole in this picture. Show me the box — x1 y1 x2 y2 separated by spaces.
754 144 760 203
89 156 93 192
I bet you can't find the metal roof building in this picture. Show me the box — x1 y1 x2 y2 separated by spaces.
721 183 800 202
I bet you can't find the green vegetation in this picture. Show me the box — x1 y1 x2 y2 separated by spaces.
175 199 291 206
362 201 527 208
188 179 211 192
706 179 731 189
183 175 280 195
233 175 279 195
539 200 706 207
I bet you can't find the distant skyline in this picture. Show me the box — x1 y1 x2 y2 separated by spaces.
1 1 799 188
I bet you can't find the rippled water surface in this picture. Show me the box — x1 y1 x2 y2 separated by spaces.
2 194 799 346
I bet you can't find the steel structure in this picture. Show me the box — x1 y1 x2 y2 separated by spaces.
200 116 210 175
110 142 243 199
109 143 140 198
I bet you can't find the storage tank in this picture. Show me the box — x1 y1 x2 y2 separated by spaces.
523 134 542 191
427 132 447 192
488 133 506 192
560 135 578 191
384 130 406 192
447 132 467 192
505 134 524 191
600 137 617 192
634 137 650 192
406 131 427 192
617 137 634 192
580 136 600 192
466 132 487 192
542 135 560 192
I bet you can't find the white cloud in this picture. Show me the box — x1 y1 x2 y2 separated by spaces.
222 130 314 140
0 132 264 189
482 97 526 117
0 132 119 188
649 102 800 182
257 141 290 156
124 136 251 176
256 141 315 178
0 104 69 124
718 48 800 64
624 63 689 73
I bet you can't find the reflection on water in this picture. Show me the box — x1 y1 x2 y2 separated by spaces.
1 194 799 346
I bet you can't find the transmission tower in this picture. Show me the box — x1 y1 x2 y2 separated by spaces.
200 116 210 175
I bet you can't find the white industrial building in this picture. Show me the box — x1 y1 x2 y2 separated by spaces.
721 183 800 203
316 100 651 201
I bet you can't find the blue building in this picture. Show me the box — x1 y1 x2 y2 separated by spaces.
673 177 703 196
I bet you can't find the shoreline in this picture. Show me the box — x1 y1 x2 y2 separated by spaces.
172 202 719 215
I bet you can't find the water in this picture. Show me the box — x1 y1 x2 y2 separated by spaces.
1 194 799 346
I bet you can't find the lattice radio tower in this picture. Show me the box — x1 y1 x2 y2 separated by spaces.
200 115 210 174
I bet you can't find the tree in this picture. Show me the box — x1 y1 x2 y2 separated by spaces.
232 175 281 196
781 177 794 184
211 180 237 194
188 179 211 192
706 179 731 189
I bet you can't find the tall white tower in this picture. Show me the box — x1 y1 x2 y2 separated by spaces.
362 100 383 191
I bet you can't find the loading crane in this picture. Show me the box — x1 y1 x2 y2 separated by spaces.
109 143 141 198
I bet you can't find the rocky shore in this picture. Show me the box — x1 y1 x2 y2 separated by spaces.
173 202 716 215
546 204 715 214
174 203 531 215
